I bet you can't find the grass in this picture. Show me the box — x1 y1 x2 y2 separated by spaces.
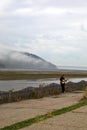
0 71 87 80
0 72 59 80
81 87 87 100
0 99 87 130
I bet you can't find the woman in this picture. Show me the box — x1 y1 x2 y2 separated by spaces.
60 74 67 93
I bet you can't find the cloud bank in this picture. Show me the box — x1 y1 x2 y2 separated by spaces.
0 0 87 66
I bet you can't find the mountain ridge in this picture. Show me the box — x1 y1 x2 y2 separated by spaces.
0 51 57 70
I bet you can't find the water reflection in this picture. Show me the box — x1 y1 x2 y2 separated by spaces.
0 78 87 91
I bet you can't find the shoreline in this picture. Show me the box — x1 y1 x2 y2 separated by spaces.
0 79 87 105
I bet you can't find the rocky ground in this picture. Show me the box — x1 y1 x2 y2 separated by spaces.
0 80 87 104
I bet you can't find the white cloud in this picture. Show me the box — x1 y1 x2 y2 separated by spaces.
14 8 33 16
14 6 87 17
0 0 12 16
0 0 87 66
14 7 67 16
66 7 87 15
41 7 66 15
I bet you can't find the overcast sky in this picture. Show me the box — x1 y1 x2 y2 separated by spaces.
0 0 87 66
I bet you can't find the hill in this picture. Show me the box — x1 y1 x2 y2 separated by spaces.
0 51 57 70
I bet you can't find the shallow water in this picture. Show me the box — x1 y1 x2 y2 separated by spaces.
0 78 87 91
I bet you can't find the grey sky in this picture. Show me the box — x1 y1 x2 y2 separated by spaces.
0 0 87 66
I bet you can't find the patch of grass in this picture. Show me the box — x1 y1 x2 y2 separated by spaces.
0 99 87 130
0 72 59 80
81 87 87 100
0 71 87 80
52 99 87 116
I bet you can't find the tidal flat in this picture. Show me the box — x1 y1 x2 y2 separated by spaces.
0 69 87 80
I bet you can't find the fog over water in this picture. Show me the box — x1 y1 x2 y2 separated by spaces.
58 66 87 71
0 77 87 91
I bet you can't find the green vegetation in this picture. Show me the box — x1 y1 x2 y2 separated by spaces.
0 85 61 104
81 87 87 100
0 71 59 80
0 99 87 130
0 70 87 80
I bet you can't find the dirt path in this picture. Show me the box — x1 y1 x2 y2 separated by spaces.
22 105 87 130
0 91 83 129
